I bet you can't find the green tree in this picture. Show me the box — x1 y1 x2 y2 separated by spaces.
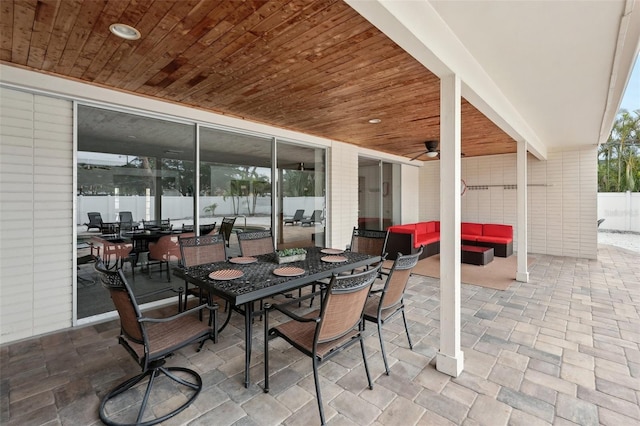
599 109 640 192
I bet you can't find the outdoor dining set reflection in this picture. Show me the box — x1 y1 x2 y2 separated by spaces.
88 222 423 426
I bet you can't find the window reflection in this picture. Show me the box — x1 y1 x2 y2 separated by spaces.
76 105 327 321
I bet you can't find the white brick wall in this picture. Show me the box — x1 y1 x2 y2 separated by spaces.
0 88 73 343
328 143 359 250
419 151 598 259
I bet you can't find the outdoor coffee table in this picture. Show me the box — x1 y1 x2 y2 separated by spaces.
461 245 494 265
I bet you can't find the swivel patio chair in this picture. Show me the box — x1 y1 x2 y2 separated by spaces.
363 248 422 375
95 259 217 426
264 265 380 426
284 209 305 226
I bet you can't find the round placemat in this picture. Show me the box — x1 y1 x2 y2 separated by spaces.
320 248 344 255
229 256 258 264
209 269 244 280
321 255 348 263
273 267 305 277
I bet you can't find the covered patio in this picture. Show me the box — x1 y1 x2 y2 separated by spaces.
2 242 638 425
1 0 639 423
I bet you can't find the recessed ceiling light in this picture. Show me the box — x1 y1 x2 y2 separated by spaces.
368 118 382 124
109 23 141 40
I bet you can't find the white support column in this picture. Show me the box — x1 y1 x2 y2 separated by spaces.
436 73 464 377
516 140 529 282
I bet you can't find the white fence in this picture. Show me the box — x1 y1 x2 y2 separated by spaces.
77 195 324 226
598 192 640 232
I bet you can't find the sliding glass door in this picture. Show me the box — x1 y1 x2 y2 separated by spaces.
276 141 326 248
76 104 326 320
357 157 400 230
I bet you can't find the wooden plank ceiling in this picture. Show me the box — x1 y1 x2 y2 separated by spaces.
0 0 516 160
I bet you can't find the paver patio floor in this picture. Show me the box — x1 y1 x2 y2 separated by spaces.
1 243 638 425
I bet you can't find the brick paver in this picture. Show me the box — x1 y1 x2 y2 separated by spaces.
1 244 638 425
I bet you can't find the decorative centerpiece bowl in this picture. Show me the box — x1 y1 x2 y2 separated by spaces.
277 248 307 264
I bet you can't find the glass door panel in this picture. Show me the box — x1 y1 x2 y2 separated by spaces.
276 142 326 248
199 127 272 254
358 158 399 230
76 105 195 319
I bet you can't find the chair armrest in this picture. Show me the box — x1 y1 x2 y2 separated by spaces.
265 303 320 323
139 303 218 324
136 286 183 300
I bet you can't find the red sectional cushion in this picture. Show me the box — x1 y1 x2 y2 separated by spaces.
435 221 440 232
416 222 429 235
461 234 479 242
388 224 415 234
483 224 513 239
476 235 512 244
416 232 439 247
425 221 436 233
461 222 483 236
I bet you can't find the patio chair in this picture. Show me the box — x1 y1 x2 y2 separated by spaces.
179 234 227 313
142 218 172 231
284 209 305 226
94 259 217 426
181 222 216 235
363 248 422 375
84 212 103 232
200 222 217 235
218 217 236 247
237 229 275 257
148 234 181 282
349 227 390 275
90 236 135 277
118 211 139 231
263 265 380 426
300 209 322 227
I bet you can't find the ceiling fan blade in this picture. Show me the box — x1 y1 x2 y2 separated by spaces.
409 151 426 161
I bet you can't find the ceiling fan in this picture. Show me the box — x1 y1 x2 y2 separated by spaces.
281 162 316 171
409 140 440 160
408 140 465 160
297 162 315 171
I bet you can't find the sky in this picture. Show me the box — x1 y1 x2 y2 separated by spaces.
620 56 640 112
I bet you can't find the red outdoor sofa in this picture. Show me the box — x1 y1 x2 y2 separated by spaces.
385 221 513 260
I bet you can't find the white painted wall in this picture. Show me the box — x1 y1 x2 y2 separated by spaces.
0 88 73 344
419 150 598 259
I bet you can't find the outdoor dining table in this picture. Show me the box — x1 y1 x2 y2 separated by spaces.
173 246 381 388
